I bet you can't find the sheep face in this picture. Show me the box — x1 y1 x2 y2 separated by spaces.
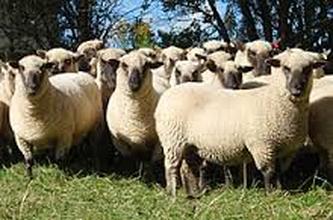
267 50 325 98
237 40 273 76
173 61 203 85
160 46 186 73
117 52 163 93
97 57 119 93
0 61 16 98
206 60 250 89
10 56 52 97
37 48 83 74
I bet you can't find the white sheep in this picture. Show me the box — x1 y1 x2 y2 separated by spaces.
94 48 126 110
9 55 103 178
201 51 236 87
155 49 320 197
36 48 84 74
186 47 207 64
77 39 104 59
234 40 273 81
202 40 237 55
152 46 186 95
106 51 163 164
308 77 333 182
0 61 16 154
169 60 204 87
76 39 105 73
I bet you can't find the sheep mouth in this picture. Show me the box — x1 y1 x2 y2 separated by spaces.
26 86 40 96
128 72 142 92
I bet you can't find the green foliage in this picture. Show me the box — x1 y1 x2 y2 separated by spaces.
0 164 332 219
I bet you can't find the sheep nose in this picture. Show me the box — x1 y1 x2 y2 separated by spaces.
182 75 191 83
128 69 142 92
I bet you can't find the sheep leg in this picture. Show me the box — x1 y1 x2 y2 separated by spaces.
224 166 233 187
180 159 198 197
243 162 248 189
164 149 182 197
248 145 275 193
54 136 72 167
199 160 208 191
327 150 333 183
15 135 33 179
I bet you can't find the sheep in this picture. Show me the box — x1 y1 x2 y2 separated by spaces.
308 78 333 182
137 48 160 63
201 51 239 88
186 47 207 64
0 61 16 156
234 40 273 81
9 55 103 178
155 48 321 197
106 51 163 168
90 48 126 77
76 39 105 73
93 48 126 110
77 39 104 59
36 48 84 75
202 40 237 55
152 46 186 95
169 60 204 87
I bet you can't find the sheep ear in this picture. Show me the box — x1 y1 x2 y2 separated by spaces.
195 53 207 61
266 58 281 67
238 66 254 73
206 59 217 72
235 40 246 51
313 61 326 69
107 59 120 69
36 50 47 59
148 61 163 69
8 61 20 69
0 60 7 70
41 62 56 70
73 53 85 63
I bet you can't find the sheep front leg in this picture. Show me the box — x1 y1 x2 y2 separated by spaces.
248 145 275 193
55 136 72 165
164 148 182 197
15 135 33 179
327 150 333 183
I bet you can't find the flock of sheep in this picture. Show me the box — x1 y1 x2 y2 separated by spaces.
0 38 332 198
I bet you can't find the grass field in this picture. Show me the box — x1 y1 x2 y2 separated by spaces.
0 161 332 220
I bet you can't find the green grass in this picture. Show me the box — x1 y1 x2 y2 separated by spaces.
0 163 332 220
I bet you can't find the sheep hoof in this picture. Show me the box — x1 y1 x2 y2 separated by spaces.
25 158 33 180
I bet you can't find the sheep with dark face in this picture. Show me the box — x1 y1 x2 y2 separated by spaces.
169 60 204 86
37 48 84 75
155 49 321 197
76 39 104 72
152 46 186 95
9 55 103 178
235 40 273 80
106 51 163 163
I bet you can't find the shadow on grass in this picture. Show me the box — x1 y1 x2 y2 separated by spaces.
1 139 331 194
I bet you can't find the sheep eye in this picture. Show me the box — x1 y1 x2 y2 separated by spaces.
175 69 181 77
121 62 128 70
283 66 291 73
248 49 256 57
64 59 72 65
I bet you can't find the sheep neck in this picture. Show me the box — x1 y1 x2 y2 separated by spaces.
17 80 57 116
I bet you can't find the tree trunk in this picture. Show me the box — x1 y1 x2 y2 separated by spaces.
237 0 259 41
78 0 93 42
277 0 291 48
207 0 230 43
257 0 272 42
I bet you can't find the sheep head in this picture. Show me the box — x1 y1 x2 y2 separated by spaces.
117 52 163 93
9 55 54 98
36 48 83 75
266 49 326 99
